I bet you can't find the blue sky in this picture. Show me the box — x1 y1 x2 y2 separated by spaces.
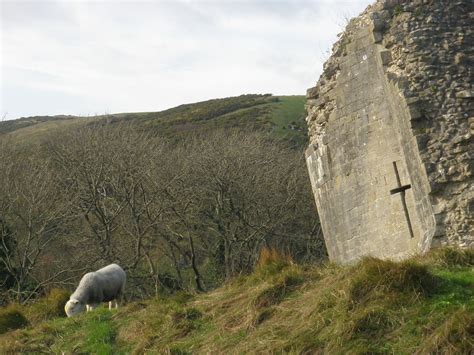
1 0 371 120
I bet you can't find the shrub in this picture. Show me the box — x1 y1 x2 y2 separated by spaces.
0 305 29 334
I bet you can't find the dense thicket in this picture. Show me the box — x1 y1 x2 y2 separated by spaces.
0 125 324 303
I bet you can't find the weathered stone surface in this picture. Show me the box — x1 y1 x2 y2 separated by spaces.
306 0 473 264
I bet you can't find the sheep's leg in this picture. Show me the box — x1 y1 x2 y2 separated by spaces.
86 305 90 312
115 300 119 309
109 301 113 310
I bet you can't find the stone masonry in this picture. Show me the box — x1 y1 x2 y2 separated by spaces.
305 0 473 264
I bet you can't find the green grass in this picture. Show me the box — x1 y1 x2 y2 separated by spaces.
1 248 471 354
78 310 117 355
1 94 308 147
270 95 307 142
0 307 119 354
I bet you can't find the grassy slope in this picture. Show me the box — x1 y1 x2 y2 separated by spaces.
4 116 96 145
270 96 307 143
0 94 308 146
1 248 472 354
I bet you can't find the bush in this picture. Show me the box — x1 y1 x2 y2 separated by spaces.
0 305 29 334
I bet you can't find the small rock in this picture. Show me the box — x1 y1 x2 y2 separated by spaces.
456 90 473 99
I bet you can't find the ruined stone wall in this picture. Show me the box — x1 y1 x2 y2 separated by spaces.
306 0 473 263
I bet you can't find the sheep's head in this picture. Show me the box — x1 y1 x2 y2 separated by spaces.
64 299 85 317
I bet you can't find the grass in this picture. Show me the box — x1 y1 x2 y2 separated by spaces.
76 310 117 354
0 248 472 353
1 94 308 147
0 305 28 334
270 95 307 145
23 288 70 325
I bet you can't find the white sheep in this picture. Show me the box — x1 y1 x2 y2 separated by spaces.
64 263 126 317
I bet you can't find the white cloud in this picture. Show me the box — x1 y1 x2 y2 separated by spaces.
0 0 371 119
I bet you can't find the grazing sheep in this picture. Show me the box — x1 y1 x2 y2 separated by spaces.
64 263 126 317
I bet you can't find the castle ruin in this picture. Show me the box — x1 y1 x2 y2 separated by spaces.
305 0 473 264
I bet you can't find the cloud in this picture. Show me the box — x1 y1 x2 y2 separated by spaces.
0 0 371 119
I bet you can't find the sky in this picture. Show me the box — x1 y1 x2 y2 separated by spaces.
0 0 371 120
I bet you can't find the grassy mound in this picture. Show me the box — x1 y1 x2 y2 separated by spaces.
24 288 70 324
0 305 29 334
0 288 70 336
348 257 437 305
0 248 472 353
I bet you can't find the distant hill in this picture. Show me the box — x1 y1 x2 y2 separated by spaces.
0 94 308 147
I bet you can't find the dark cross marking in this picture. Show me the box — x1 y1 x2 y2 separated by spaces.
390 162 414 239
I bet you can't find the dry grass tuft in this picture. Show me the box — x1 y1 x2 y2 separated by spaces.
256 247 293 270
253 271 303 309
0 305 29 334
428 247 474 267
349 257 437 305
418 306 474 354
24 288 70 324
350 305 399 338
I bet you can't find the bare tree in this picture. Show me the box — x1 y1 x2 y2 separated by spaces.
157 130 323 282
1 123 324 301
0 142 73 302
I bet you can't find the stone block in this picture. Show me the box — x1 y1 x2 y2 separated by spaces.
371 18 385 32
306 99 320 108
381 0 402 10
307 86 319 99
372 31 383 43
407 105 422 120
379 50 392 65
456 90 473 98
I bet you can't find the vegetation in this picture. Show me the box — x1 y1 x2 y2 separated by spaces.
23 289 70 325
0 115 78 135
0 108 321 303
1 94 471 353
1 94 308 147
0 305 28 334
0 248 472 353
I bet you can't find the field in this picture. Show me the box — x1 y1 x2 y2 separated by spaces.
0 248 472 354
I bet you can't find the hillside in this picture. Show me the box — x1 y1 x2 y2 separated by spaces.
0 248 472 354
0 94 307 146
